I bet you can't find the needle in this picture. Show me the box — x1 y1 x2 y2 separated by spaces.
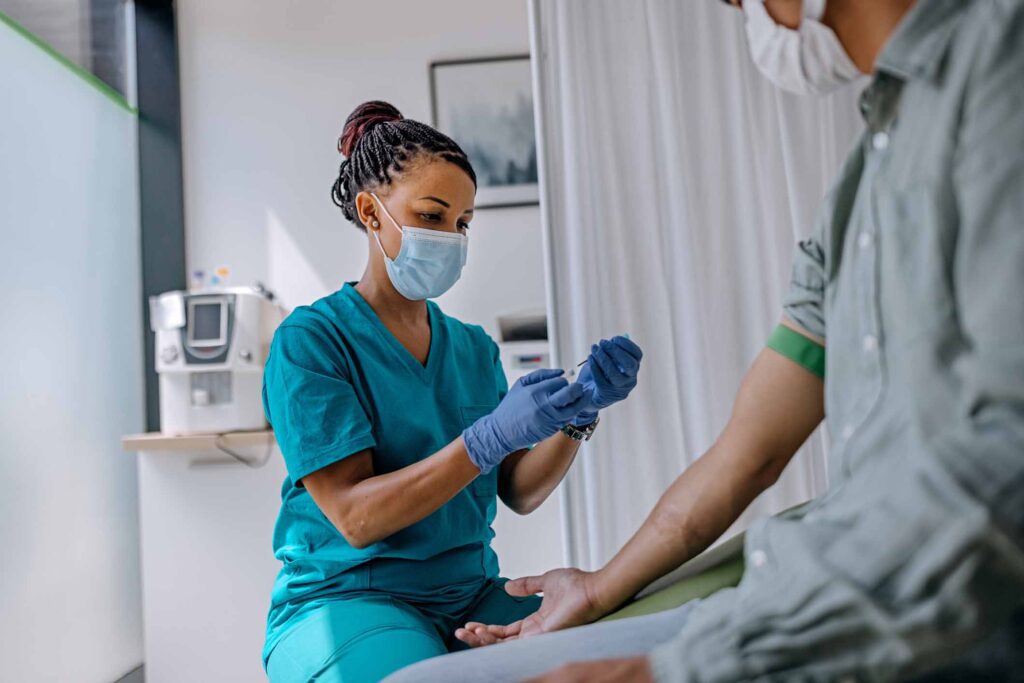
575 334 630 367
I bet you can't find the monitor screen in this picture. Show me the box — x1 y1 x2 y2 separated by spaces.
191 302 224 342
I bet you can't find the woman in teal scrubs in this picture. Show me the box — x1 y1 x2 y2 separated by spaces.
262 100 644 683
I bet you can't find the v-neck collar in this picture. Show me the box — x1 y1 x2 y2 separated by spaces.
342 283 444 383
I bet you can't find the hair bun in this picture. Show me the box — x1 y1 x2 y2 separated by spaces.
338 100 404 157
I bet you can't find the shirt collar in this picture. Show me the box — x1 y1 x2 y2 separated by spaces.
874 0 970 82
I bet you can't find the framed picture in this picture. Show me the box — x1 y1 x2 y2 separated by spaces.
430 55 539 209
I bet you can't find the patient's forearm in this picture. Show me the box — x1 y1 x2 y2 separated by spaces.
589 345 825 613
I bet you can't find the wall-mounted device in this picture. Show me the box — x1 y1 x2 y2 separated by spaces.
496 311 550 385
149 286 283 435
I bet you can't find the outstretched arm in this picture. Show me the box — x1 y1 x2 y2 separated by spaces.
587 334 824 615
457 328 824 645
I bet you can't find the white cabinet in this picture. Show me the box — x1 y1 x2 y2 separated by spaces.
126 432 282 683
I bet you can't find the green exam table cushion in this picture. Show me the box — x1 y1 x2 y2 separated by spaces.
600 554 744 622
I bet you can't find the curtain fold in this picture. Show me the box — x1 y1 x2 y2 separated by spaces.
530 0 864 569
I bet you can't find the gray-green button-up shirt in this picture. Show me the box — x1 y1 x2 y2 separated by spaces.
650 0 1024 680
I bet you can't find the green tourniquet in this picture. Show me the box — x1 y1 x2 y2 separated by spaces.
262 283 523 677
0 9 136 114
766 324 825 378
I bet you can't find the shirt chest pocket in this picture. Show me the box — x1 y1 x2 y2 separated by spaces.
875 180 958 343
460 405 499 498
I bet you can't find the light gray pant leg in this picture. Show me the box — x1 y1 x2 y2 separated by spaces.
382 602 696 683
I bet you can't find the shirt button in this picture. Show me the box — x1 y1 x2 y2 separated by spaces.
858 232 874 249
863 334 879 352
872 131 890 150
841 425 855 440
750 550 768 568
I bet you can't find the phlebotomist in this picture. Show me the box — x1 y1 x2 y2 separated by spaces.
260 100 644 683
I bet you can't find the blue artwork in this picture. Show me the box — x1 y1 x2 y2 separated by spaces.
431 56 539 209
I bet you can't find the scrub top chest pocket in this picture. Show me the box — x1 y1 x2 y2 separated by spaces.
460 405 496 428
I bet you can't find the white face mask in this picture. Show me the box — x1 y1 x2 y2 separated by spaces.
743 0 861 96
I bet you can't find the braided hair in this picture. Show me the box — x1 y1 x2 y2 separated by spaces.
331 101 477 230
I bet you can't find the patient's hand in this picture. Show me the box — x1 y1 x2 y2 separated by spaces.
454 568 608 647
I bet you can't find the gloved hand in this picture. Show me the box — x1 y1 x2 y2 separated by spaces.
574 336 643 425
463 368 592 474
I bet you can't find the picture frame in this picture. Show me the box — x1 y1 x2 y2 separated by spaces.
430 54 539 209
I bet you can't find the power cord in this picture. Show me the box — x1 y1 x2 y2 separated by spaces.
213 432 274 468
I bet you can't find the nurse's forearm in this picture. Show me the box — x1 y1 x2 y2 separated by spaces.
498 433 582 514
588 346 824 614
303 436 481 549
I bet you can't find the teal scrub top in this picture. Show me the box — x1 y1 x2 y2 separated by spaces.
261 283 507 661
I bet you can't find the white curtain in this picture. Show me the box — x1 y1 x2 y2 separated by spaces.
528 0 865 569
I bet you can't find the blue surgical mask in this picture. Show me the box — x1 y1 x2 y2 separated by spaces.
370 192 468 301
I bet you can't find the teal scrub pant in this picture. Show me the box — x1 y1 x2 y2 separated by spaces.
266 578 541 683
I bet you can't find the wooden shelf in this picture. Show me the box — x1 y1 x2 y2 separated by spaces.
122 430 275 452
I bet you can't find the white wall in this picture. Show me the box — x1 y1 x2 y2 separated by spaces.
176 0 560 583
0 18 144 683
1 0 88 71
177 0 546 336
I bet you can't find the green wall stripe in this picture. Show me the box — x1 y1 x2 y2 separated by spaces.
0 9 137 114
